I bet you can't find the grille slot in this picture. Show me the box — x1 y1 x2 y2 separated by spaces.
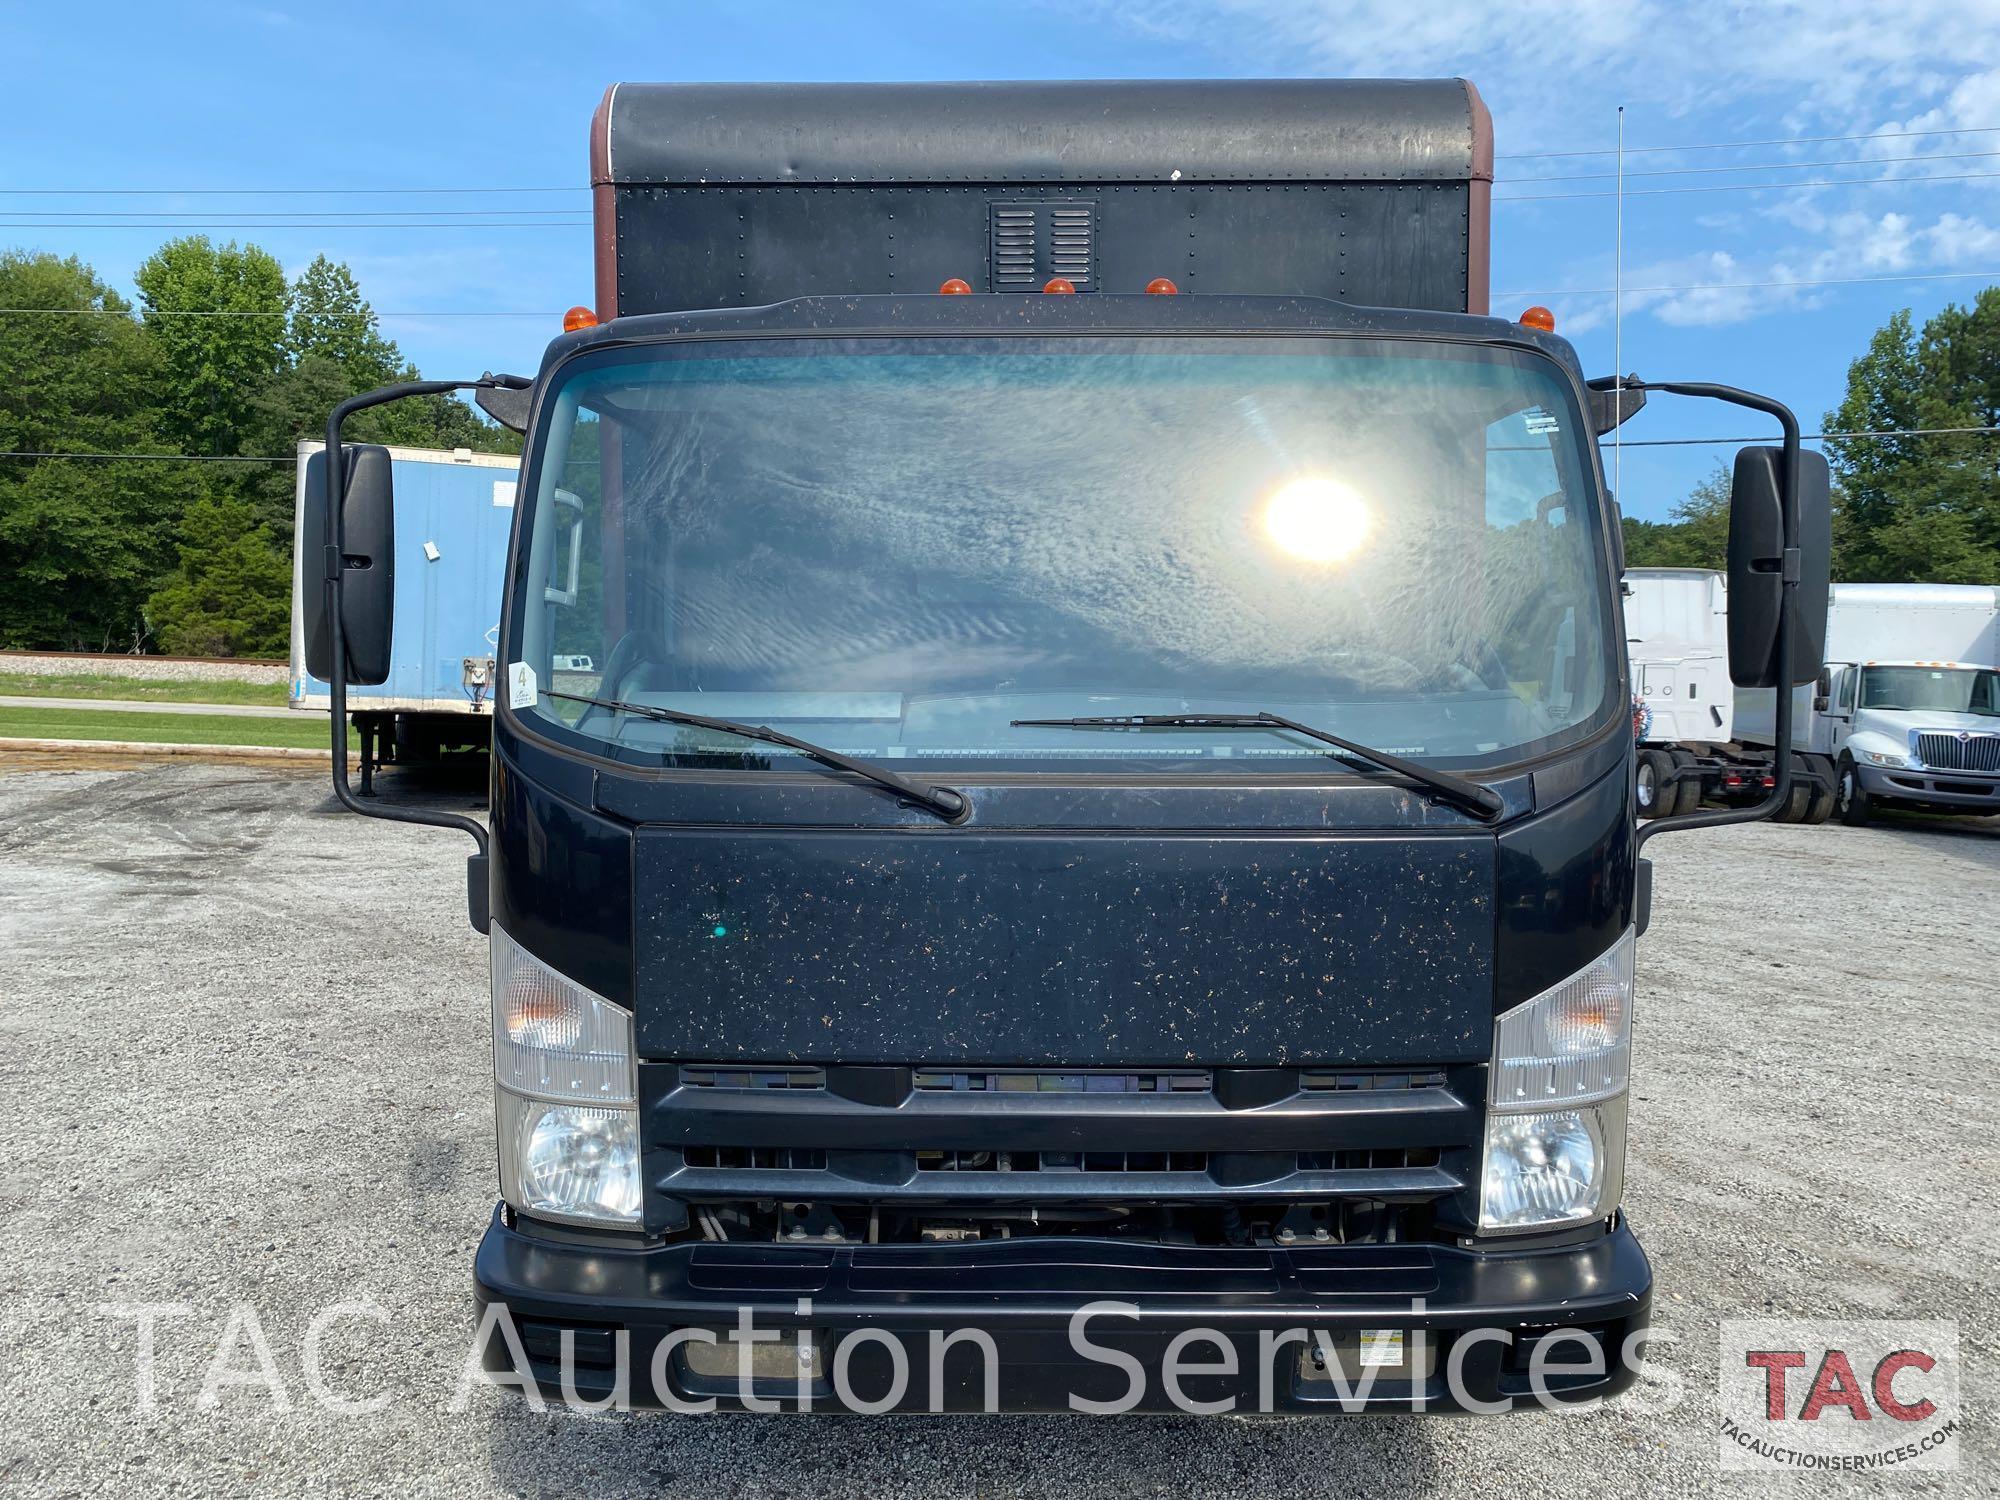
987 200 1096 290
681 1066 826 1090
1296 1147 1442 1171
916 1149 1209 1173
1300 1070 1449 1092
913 1070 1211 1094
1916 731 2000 772
683 1145 826 1170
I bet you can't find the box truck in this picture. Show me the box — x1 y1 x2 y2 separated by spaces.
1734 582 1999 825
289 441 518 788
300 80 1830 1413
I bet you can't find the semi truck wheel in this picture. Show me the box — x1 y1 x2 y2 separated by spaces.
1635 750 1671 818
1835 754 1872 827
1668 749 1703 815
1801 754 1836 824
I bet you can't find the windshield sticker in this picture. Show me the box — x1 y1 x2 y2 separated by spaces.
1524 408 1560 435
508 661 538 709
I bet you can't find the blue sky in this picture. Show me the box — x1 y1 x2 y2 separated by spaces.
5 0 1997 520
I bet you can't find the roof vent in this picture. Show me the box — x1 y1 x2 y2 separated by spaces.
988 200 1096 292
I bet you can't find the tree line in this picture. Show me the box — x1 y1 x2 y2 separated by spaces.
1623 287 2000 580
0 240 517 657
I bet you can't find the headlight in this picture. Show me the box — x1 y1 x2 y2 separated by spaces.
1480 932 1633 1233
1861 749 1906 768
490 924 641 1226
1480 1101 1624 1231
496 1096 643 1224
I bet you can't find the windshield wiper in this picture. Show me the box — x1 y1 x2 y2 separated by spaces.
546 691 968 822
1010 710 1506 822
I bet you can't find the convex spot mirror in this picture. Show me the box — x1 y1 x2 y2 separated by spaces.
1726 446 1830 688
301 444 396 687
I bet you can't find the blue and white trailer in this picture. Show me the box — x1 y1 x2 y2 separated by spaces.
288 440 518 782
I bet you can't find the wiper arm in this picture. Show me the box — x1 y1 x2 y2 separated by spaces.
547 691 968 822
1011 711 1506 822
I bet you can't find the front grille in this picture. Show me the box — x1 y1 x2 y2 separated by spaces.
646 1063 1475 1216
1915 731 2000 772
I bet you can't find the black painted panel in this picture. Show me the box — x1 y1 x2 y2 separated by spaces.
613 181 1471 315
633 831 1494 1065
1494 761 1634 1010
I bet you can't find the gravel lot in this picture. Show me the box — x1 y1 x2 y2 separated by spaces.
0 758 1993 1497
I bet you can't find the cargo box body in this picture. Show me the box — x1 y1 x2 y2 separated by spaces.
590 79 1492 318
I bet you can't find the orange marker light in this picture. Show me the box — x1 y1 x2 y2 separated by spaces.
1519 305 1557 332
1145 277 1179 295
938 277 973 295
1043 277 1077 295
563 305 599 332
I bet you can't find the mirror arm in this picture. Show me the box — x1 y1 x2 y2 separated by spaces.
1612 380 1803 851
323 376 529 858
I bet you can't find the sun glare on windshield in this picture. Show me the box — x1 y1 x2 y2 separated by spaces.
1261 476 1373 565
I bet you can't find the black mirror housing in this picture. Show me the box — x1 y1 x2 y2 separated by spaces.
301 444 396 686
1726 446 1830 687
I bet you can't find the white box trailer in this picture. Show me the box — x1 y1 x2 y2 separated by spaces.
1623 568 1792 817
1734 582 1999 824
1626 568 1732 745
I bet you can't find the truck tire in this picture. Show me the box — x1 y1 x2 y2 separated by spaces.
1801 754 1836 825
1668 749 1703 815
1835 754 1872 827
1775 780 1813 823
1635 750 1672 818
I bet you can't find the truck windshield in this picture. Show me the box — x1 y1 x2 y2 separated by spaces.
508 335 1615 775
1860 666 2000 715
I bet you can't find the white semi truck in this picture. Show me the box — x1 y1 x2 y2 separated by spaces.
1735 583 2000 825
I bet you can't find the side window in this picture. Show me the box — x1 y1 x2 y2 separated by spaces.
1840 667 1858 713
1481 405 1598 720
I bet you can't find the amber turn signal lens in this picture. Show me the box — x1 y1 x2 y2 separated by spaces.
938 278 973 295
1518 305 1556 332
1145 277 1179 295
1043 277 1077 294
563 305 599 332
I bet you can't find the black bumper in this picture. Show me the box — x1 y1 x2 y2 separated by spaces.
473 1209 1652 1414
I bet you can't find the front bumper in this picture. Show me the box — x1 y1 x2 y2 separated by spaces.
472 1208 1652 1413
1861 763 2000 809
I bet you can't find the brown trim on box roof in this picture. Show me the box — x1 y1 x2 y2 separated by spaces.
1463 78 1493 317
590 84 619 318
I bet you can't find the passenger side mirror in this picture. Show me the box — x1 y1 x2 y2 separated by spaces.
1725 446 1830 688
301 444 396 686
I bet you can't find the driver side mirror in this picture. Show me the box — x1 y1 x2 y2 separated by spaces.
301 444 396 686
1726 446 1830 688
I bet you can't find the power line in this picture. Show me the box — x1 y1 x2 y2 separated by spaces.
1498 123 2000 161
1508 147 2000 186
1498 167 2000 202
8 426 1998 465
1605 426 2000 448
0 306 553 318
0 219 591 230
1496 269 2000 298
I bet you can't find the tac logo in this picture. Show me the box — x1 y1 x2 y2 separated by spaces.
1718 1320 1960 1472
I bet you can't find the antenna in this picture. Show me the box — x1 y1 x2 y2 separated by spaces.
1614 105 1627 507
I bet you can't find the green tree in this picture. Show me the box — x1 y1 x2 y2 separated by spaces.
144 488 292 657
285 254 399 384
134 237 288 457
0 252 184 649
1824 290 2000 582
1620 464 1731 570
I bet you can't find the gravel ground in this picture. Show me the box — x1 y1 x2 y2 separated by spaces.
0 652 287 685
0 758 1992 1498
